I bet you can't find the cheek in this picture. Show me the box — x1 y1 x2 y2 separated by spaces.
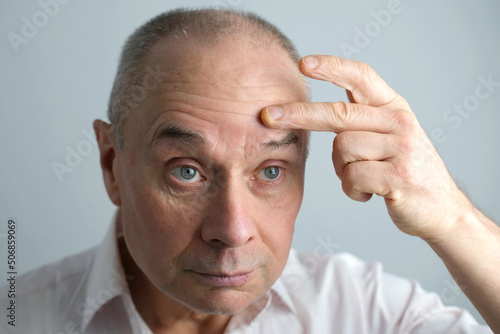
119 169 207 281
271 167 304 221
120 150 201 234
257 174 304 274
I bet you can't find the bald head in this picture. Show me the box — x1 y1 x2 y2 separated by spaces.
108 8 308 148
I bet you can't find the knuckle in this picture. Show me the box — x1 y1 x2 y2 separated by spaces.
397 138 415 157
348 62 378 104
341 172 354 195
330 101 355 128
391 159 415 185
332 132 348 154
341 163 365 199
359 62 377 85
341 162 357 184
392 109 419 133
331 152 343 178
332 134 350 177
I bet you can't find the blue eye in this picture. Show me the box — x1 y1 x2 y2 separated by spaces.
172 166 201 183
260 166 281 181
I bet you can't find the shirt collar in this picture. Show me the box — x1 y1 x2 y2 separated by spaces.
80 212 129 332
268 248 299 315
270 275 298 314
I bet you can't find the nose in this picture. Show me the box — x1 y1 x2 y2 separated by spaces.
201 177 257 248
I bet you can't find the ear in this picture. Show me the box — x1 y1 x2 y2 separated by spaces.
93 119 122 207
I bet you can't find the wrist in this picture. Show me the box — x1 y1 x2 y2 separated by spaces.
421 190 478 246
424 201 497 257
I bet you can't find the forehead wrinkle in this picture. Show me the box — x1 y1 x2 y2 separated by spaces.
141 99 251 147
158 80 290 91
150 118 300 164
145 92 262 121
155 82 294 107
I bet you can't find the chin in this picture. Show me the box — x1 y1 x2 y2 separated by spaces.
170 288 261 315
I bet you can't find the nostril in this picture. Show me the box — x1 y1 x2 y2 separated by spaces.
201 217 255 249
208 238 228 248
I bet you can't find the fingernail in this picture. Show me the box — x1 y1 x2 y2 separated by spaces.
303 56 319 69
267 106 283 120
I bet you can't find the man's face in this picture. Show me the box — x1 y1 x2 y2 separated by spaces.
114 37 308 314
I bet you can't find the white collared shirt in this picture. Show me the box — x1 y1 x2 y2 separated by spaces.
0 218 492 334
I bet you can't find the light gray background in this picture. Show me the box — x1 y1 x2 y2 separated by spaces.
1 0 499 326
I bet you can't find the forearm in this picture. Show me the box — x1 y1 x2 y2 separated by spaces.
425 204 500 332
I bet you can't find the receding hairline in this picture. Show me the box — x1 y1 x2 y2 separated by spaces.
107 8 310 149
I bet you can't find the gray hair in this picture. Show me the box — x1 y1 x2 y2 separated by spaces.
108 7 307 148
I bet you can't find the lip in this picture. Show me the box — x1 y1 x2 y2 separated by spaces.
193 271 254 287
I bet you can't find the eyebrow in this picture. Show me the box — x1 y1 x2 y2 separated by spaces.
261 131 299 150
153 124 299 150
154 124 204 145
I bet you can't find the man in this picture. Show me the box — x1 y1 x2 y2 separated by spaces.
2 8 499 334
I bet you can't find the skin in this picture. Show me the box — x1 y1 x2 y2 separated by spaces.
94 36 308 334
93 30 500 333
262 55 500 332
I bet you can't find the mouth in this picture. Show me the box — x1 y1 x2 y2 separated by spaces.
192 270 254 287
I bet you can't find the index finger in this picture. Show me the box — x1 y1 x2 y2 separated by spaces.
261 101 404 133
299 55 408 109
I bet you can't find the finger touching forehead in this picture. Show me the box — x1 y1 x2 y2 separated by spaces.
121 35 309 151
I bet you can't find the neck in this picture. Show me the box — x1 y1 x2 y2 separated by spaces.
117 235 231 334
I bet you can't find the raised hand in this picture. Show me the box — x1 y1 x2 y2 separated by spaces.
261 55 470 241
261 55 500 331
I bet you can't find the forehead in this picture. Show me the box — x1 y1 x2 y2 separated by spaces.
147 35 304 90
124 36 307 150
